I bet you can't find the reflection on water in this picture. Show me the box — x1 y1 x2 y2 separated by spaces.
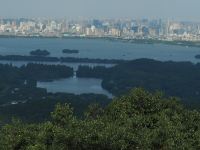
37 77 113 98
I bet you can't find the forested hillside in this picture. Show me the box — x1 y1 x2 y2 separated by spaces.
77 59 200 107
1 89 200 150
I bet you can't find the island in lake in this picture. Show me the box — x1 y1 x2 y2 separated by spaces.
30 49 50 57
62 49 79 54
195 54 200 59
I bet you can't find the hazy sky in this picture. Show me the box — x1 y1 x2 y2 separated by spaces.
0 0 199 21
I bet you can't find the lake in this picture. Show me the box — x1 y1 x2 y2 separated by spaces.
0 37 200 96
0 37 200 63
37 77 113 98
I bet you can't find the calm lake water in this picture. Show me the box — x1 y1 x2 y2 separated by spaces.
37 77 113 98
0 37 199 62
0 37 200 96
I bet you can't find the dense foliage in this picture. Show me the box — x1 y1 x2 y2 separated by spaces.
0 63 73 84
77 59 200 106
0 63 73 105
21 63 74 81
1 88 200 149
0 93 110 123
0 63 110 123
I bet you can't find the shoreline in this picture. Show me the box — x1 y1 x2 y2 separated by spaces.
0 35 200 48
0 55 125 64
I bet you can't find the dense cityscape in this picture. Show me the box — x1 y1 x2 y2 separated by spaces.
1 18 200 41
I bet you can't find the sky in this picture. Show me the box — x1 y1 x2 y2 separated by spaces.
0 0 200 21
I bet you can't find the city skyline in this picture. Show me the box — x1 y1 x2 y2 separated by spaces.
0 0 200 22
1 18 200 42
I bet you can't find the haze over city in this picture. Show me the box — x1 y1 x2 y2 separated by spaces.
0 0 200 21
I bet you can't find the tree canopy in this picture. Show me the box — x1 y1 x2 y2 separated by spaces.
1 88 200 150
77 59 200 107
